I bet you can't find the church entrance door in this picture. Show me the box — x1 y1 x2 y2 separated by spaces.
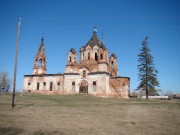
79 80 88 94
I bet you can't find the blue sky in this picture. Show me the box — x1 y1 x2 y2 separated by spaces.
0 0 180 94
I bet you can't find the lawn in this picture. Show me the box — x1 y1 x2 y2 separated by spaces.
0 93 180 135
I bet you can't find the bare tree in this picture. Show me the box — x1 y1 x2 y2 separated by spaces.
164 91 173 99
0 72 11 93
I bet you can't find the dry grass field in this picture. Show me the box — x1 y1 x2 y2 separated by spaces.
0 93 180 135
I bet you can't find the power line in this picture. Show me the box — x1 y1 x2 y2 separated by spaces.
0 16 180 21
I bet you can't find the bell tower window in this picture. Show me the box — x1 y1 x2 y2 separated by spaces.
69 56 71 62
111 61 114 65
95 52 98 60
38 59 43 66
35 59 38 66
100 54 103 59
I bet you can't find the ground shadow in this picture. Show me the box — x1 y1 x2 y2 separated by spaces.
32 130 66 135
17 103 34 109
0 127 24 135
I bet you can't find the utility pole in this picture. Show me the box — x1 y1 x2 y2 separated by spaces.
12 18 21 109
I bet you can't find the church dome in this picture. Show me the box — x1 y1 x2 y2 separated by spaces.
85 27 106 50
110 53 117 59
69 48 77 54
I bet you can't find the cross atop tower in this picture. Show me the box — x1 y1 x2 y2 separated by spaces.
93 26 97 33
101 33 104 42
41 36 44 42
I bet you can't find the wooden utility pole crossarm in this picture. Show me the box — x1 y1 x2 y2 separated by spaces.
12 18 21 109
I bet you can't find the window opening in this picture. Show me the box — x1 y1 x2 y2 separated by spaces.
37 82 40 90
100 54 103 59
43 82 46 90
72 81 75 91
93 81 97 91
111 61 114 65
83 70 86 77
88 52 90 60
50 82 53 91
95 52 98 60
38 59 43 66
57 82 60 90
35 59 38 66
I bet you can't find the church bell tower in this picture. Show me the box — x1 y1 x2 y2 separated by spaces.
33 37 47 75
67 48 77 65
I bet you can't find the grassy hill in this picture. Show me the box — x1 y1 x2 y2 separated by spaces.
0 93 180 135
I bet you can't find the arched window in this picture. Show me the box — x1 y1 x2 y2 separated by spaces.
74 57 76 62
37 82 40 90
57 82 60 91
39 59 42 66
95 52 98 60
43 82 46 86
111 61 114 65
83 53 84 60
69 56 71 62
38 59 43 66
35 59 38 66
50 82 53 91
93 81 97 91
100 54 103 59
72 81 75 91
83 70 86 78
88 52 90 60
43 82 46 90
